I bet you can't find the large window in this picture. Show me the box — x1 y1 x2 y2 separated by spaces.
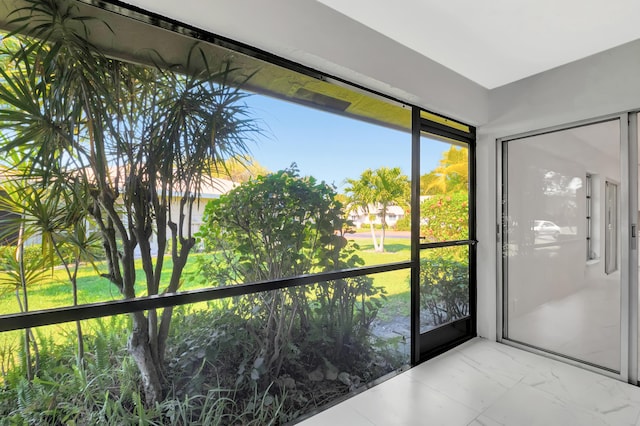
0 1 474 423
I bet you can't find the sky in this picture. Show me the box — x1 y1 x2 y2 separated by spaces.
244 94 452 192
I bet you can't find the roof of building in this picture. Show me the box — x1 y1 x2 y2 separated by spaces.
0 166 237 199
349 204 405 217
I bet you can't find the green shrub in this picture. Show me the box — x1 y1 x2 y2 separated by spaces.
195 168 386 385
0 317 137 425
420 192 468 242
394 216 411 231
419 254 469 326
0 243 104 271
0 295 401 425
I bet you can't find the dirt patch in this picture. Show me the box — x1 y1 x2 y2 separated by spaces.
370 311 441 356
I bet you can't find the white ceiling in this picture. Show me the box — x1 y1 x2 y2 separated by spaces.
316 0 640 89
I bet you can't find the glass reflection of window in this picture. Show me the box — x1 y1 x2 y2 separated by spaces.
586 174 594 260
605 180 618 274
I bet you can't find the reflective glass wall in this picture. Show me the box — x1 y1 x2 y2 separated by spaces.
502 119 622 371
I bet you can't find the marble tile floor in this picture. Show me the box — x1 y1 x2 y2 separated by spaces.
298 338 640 426
508 281 620 371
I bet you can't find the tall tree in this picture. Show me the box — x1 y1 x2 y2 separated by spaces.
345 170 379 250
419 146 470 244
210 154 268 183
345 167 409 252
0 0 259 405
421 146 468 195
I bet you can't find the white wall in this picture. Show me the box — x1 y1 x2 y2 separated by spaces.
120 0 488 125
477 38 640 340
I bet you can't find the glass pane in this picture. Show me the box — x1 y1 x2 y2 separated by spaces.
420 134 469 242
419 245 470 333
0 12 411 318
0 272 409 423
247 95 411 267
0 262 124 314
504 119 621 371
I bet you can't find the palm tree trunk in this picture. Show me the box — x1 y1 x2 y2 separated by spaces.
53 244 85 363
380 218 386 253
72 276 84 363
16 221 36 380
378 206 388 252
14 288 31 381
368 217 379 251
157 237 194 364
129 311 163 406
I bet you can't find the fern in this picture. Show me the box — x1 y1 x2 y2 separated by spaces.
15 378 34 415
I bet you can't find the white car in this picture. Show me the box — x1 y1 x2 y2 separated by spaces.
533 220 561 238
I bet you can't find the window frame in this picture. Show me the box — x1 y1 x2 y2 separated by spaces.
0 0 477 368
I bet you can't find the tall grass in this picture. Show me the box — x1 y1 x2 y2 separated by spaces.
0 309 299 424
0 239 411 424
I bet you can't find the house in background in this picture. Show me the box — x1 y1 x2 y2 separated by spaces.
0 190 19 245
145 177 237 256
348 204 405 229
0 168 236 256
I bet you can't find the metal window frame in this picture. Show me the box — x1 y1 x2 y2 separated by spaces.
0 262 411 333
0 0 478 372
411 113 477 363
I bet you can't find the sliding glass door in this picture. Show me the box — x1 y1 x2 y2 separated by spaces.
502 118 625 372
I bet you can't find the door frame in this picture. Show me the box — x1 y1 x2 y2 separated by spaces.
411 108 478 363
496 112 639 384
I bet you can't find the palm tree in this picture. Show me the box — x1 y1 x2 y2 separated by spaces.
0 0 260 405
345 169 379 250
0 245 47 380
421 146 468 195
0 173 102 365
345 167 409 252
0 173 50 380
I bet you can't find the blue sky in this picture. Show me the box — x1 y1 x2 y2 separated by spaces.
245 94 451 192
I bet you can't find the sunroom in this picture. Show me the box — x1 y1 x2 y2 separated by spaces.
0 0 639 424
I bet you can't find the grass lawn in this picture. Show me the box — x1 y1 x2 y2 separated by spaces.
351 237 411 322
0 236 412 358
0 237 411 316
0 256 206 315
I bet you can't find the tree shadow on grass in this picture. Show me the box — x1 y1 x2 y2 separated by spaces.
380 243 410 253
355 243 408 253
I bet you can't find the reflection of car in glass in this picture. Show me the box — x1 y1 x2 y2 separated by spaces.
533 220 561 238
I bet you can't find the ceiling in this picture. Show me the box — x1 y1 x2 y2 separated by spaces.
316 0 640 89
